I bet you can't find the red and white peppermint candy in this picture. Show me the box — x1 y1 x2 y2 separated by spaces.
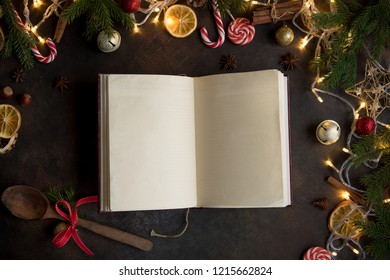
200 0 225 48
227 18 255 45
303 246 332 260
30 38 57 63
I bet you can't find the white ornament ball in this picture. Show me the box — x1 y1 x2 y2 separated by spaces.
97 30 121 53
316 120 341 145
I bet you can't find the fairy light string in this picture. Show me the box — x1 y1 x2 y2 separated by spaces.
293 0 389 259
23 0 66 43
132 0 178 29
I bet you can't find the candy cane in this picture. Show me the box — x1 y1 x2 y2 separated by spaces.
14 4 57 64
30 38 57 63
200 0 225 48
227 18 255 45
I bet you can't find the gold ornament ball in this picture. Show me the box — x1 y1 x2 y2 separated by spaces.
275 24 294 46
53 222 68 235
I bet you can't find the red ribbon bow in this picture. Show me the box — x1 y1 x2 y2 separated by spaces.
52 196 98 256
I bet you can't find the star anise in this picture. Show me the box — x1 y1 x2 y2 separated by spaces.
220 54 238 70
55 76 70 92
280 53 298 71
11 68 26 83
312 197 328 211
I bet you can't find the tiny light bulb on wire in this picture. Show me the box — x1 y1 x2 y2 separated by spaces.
341 191 350 200
325 159 340 173
383 198 390 204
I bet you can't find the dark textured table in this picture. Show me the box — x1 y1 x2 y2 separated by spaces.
0 0 388 260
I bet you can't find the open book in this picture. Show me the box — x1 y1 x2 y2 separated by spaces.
98 70 291 212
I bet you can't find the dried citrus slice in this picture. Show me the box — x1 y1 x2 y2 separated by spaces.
328 200 366 239
164 4 197 38
0 104 22 139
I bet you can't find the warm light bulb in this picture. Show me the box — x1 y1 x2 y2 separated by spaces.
383 198 390 203
331 251 337 257
299 36 309 49
342 147 352 154
325 159 340 172
341 191 350 200
33 0 42 8
164 17 175 27
133 25 140 33
38 36 45 44
317 77 325 83
153 15 159 23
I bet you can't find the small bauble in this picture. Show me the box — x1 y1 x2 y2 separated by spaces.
122 0 140 13
355 116 375 135
19 93 32 106
97 30 121 53
53 222 68 235
316 120 341 145
275 24 294 46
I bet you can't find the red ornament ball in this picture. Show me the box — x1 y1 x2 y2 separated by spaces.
355 116 375 135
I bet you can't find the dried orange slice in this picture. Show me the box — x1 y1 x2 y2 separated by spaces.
0 104 21 139
164 4 197 38
328 200 366 239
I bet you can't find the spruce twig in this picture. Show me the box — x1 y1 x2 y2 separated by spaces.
0 0 36 69
61 0 134 40
205 0 247 18
312 0 390 89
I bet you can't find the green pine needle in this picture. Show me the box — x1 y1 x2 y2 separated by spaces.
0 0 36 69
44 186 77 207
61 0 134 41
312 0 390 89
205 0 248 18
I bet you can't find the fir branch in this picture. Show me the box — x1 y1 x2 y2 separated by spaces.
360 156 390 205
312 0 390 89
0 0 36 69
361 204 390 259
44 186 77 207
61 0 134 40
351 128 390 166
205 0 248 18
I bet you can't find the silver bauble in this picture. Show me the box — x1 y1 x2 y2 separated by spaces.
97 30 121 53
316 120 341 145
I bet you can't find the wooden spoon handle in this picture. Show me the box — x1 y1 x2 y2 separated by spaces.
77 218 153 251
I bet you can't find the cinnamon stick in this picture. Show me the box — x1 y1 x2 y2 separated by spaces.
327 176 367 208
53 0 73 43
252 0 302 25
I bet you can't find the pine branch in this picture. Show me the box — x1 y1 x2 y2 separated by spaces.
0 0 36 68
61 0 134 40
362 204 390 259
351 129 390 166
205 0 248 18
312 0 390 89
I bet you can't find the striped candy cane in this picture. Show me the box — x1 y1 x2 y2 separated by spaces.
200 0 225 48
14 5 57 64
31 38 57 63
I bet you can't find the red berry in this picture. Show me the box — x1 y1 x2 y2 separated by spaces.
122 0 140 13
355 116 375 135
19 93 32 107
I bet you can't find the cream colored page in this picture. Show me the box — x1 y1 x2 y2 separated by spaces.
194 70 288 207
108 75 197 211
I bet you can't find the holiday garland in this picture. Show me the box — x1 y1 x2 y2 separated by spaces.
311 0 390 90
0 0 36 69
61 0 134 40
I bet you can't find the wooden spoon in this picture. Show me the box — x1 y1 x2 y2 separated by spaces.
1 185 153 252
